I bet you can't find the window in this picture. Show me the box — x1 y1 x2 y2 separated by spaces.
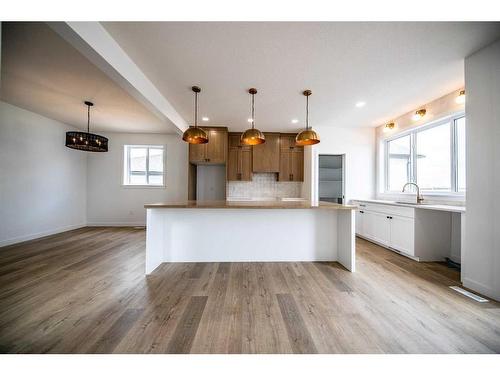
385 114 465 194
123 145 165 186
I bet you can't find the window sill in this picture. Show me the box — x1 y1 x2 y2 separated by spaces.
378 191 465 203
121 184 167 189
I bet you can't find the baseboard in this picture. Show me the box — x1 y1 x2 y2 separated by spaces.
355 234 420 261
0 223 87 248
462 277 498 301
86 222 145 227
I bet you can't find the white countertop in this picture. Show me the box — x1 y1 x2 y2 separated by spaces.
352 198 465 213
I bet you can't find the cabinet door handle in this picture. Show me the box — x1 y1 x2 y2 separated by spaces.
359 204 366 207
360 210 364 213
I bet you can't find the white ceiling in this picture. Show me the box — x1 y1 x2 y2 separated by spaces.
0 22 178 133
102 21 500 132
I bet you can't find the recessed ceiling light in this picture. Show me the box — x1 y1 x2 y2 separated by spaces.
247 118 254 123
355 101 366 108
202 117 209 122
291 119 299 124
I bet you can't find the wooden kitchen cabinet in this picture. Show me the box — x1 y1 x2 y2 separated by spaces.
189 127 228 164
252 133 280 173
279 134 304 182
227 133 252 181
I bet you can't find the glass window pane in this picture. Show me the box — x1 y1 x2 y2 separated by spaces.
129 173 147 185
416 123 451 191
148 174 163 185
149 148 163 172
130 147 147 172
388 135 411 191
456 117 466 191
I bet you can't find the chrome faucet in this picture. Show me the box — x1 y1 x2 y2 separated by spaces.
402 182 424 204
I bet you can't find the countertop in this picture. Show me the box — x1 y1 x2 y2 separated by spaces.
144 200 356 210
351 199 465 213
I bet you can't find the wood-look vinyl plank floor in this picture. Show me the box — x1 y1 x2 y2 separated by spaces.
0 227 499 353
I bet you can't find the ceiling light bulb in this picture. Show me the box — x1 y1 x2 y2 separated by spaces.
291 119 299 124
355 101 366 108
412 109 426 121
383 122 395 133
202 117 209 122
455 90 465 104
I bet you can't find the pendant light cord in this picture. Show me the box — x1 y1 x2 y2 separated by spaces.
194 91 198 128
87 103 90 134
251 92 255 129
306 95 309 130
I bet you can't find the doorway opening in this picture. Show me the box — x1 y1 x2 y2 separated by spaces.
318 154 345 204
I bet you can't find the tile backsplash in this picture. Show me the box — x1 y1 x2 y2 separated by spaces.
227 173 302 199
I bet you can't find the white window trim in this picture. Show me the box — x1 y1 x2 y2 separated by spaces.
382 112 465 197
122 144 167 188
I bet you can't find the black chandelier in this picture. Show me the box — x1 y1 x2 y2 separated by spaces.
65 101 108 152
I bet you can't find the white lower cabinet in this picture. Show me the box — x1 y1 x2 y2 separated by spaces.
388 215 414 256
355 203 415 257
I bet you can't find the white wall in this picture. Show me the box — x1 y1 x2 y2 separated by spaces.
304 126 376 204
86 132 188 226
463 39 500 300
0 101 87 246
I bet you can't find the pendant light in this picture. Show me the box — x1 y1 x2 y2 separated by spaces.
296 90 320 146
241 88 265 145
65 101 108 152
182 86 208 144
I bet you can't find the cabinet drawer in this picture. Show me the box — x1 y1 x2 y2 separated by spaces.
356 202 414 218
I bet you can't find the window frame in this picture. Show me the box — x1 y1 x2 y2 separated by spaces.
384 112 465 195
122 144 166 188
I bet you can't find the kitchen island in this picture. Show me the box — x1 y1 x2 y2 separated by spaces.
144 200 356 274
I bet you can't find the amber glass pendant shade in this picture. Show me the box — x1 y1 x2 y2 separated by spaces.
182 86 209 144
241 88 265 146
182 126 208 144
295 129 320 145
295 90 320 146
241 128 266 145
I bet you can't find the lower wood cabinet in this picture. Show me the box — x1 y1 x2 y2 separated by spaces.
227 133 252 181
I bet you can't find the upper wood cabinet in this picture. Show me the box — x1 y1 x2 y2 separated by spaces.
189 127 228 164
252 133 280 173
279 134 304 182
227 133 252 181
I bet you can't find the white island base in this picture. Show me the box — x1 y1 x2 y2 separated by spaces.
145 201 356 275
